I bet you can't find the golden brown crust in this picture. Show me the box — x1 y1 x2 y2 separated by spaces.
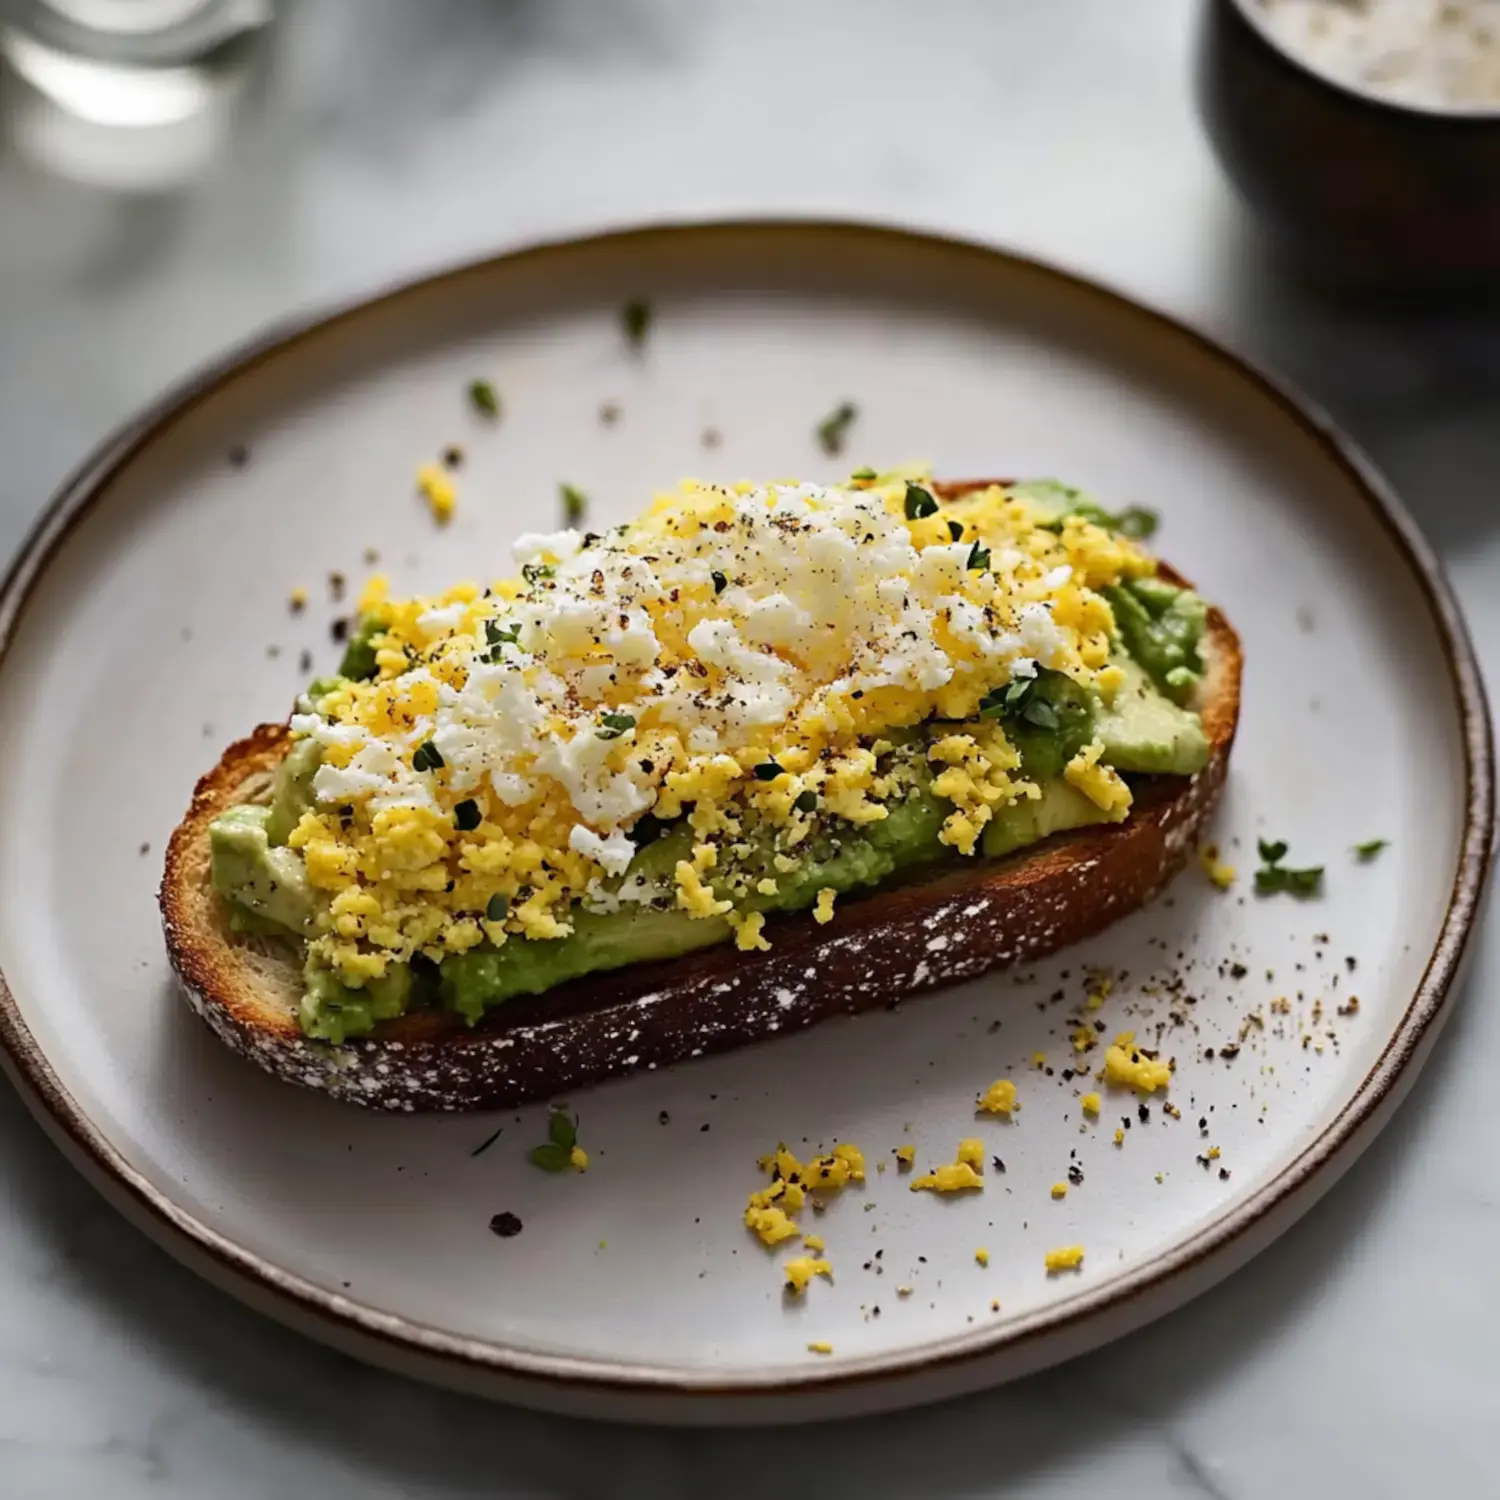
160 484 1243 1111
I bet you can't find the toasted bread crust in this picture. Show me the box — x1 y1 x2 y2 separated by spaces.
161 491 1242 1111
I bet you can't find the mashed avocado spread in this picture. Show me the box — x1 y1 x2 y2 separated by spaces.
208 477 1211 1043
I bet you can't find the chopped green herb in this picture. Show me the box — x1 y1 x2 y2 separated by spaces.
948 520 965 542
528 1109 580 1172
967 541 991 571
1020 696 1059 731
816 402 858 456
622 299 652 349
850 466 877 481
1117 506 1159 539
521 561 554 588
485 618 521 650
453 798 482 832
712 570 728 595
1255 865 1324 897
597 712 636 740
1354 839 1388 860
753 761 783 782
904 483 938 521
560 483 589 526
794 789 818 813
468 379 500 419
485 893 508 923
412 740 445 773
1255 838 1322 898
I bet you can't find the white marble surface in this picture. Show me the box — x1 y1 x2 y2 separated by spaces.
0 2 1497 1494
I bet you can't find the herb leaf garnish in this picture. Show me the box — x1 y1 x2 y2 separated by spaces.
904 483 938 521
622 299 652 348
816 402 858 456
597 712 637 740
468 379 500 418
1255 838 1322 898
529 1110 580 1172
560 483 588 526
1354 839 1388 860
412 740 445 773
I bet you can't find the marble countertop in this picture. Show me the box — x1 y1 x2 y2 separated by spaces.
1 2 1497 1494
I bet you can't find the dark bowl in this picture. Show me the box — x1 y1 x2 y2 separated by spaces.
1196 0 1500 296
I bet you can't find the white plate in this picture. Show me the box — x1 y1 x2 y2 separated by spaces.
0 222 1488 1425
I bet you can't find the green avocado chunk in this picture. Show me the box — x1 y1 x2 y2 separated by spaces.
208 805 315 937
1104 576 1206 704
1096 652 1210 776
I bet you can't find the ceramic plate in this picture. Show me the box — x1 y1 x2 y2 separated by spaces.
0 223 1489 1425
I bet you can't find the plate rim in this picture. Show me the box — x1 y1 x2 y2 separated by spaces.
0 216 1491 1412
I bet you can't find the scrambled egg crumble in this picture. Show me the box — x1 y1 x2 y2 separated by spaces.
417 462 457 523
807 1341 833 1354
977 1078 1018 1115
1102 1031 1172 1094
1045 1245 1085 1273
745 1142 863 1251
1081 1092 1101 1116
912 1140 986 1194
1050 1182 1068 1200
783 1257 832 1295
282 476 1153 987
1200 843 1236 889
975 1247 990 1267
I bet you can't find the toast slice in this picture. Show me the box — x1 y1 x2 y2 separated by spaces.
161 487 1242 1112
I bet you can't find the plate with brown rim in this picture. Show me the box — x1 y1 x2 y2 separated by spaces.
0 220 1488 1424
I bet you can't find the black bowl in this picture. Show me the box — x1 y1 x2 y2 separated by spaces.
1196 0 1500 295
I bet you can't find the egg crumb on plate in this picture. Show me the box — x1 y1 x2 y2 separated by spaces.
288 586 308 611
1200 842 1236 889
894 1144 916 1169
975 1247 990 1267
416 462 457 523
1081 1091 1101 1116
1102 1031 1172 1094
784 1257 833 1295
807 1341 834 1355
911 1139 986 1194
745 1142 863 1254
977 1078 1018 1115
1045 1245 1085 1273
1050 1181 1068 1200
